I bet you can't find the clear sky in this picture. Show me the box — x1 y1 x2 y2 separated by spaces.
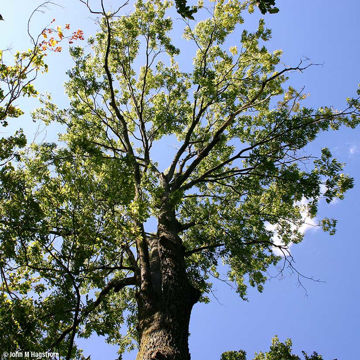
1 1 360 359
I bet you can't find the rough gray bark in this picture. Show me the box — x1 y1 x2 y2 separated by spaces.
135 196 200 360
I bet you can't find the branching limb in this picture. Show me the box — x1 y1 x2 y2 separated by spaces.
50 276 136 350
185 243 225 257
171 63 312 191
79 0 129 17
100 0 142 185
166 24 218 182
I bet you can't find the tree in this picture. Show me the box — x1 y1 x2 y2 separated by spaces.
221 336 329 360
174 0 278 19
0 0 359 359
0 14 47 163
0 2 82 165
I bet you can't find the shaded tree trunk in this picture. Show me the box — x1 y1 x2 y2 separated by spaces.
136 203 200 360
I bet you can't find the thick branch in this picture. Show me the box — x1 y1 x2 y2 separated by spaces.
185 243 225 257
171 64 311 191
166 24 217 182
101 4 141 185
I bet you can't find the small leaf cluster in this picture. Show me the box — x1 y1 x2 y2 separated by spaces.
221 336 330 360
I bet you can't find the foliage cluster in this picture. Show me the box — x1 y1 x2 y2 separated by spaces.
221 336 328 360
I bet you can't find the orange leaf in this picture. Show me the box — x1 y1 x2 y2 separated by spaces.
49 38 57 47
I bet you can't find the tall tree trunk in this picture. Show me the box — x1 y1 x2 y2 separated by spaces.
136 207 200 360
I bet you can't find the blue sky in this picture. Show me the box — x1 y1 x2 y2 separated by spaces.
1 1 360 359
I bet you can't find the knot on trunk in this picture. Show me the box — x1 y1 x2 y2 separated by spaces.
150 350 170 360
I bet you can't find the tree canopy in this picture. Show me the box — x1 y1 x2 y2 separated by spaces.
175 0 279 18
221 336 327 360
0 0 359 359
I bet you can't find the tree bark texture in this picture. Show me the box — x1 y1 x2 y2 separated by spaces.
135 205 200 360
